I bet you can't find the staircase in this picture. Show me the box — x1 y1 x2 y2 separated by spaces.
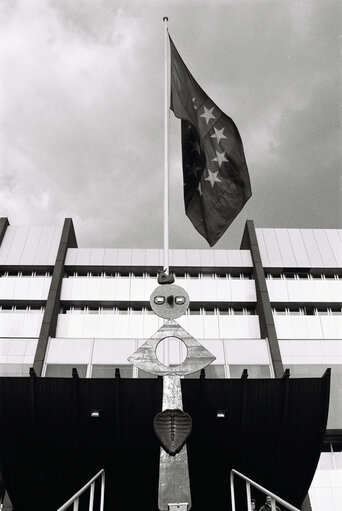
230 469 301 511
56 469 105 511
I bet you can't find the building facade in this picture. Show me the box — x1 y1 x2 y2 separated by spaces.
0 218 341 510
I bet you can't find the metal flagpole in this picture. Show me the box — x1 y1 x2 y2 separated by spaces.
163 16 170 275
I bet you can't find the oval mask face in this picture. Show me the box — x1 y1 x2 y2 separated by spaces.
150 284 189 319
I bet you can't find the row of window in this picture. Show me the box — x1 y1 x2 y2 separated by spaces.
44 363 271 379
0 305 45 313
1 270 340 280
63 306 256 316
272 307 342 316
0 271 51 277
1 305 340 316
266 272 340 280
65 271 253 279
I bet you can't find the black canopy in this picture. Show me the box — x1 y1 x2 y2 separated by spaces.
0 373 329 510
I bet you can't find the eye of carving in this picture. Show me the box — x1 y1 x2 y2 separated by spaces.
154 296 165 305
175 296 185 305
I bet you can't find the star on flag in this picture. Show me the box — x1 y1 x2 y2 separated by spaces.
189 139 201 154
210 127 227 144
212 150 228 168
200 106 215 124
204 169 221 188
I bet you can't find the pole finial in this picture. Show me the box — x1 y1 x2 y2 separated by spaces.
163 16 168 22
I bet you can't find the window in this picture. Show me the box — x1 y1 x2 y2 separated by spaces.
45 365 87 378
229 365 271 378
91 365 133 378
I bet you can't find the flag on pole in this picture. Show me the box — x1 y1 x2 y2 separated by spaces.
169 36 252 246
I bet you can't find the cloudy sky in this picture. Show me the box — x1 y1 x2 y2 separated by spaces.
0 0 340 250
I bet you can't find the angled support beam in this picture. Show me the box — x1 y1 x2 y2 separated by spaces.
0 218 9 247
33 218 77 376
240 220 284 378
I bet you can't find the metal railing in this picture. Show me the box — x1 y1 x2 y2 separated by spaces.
56 469 105 511
230 469 301 511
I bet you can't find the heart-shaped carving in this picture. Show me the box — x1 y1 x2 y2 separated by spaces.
154 409 192 456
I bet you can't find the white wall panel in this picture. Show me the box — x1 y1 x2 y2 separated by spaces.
313 230 338 267
172 249 187 267
75 249 91 266
128 315 144 338
186 249 201 266
47 338 93 363
131 249 145 267
103 249 119 266
218 316 259 339
187 315 204 338
0 277 51 301
320 316 340 339
89 249 105 266
0 227 16 264
261 229 283 267
19 227 42 265
96 316 114 338
226 250 243 267
273 316 337 340
203 316 219 338
288 229 311 267
92 339 136 364
273 316 295 339
266 279 289 301
115 278 131 299
309 470 342 511
200 250 214 268
100 279 117 301
117 249 132 266
5 227 29 265
81 315 100 338
212 250 228 267
56 314 85 337
145 249 162 267
201 278 217 301
65 249 77 266
0 225 62 266
306 316 323 339
325 230 342 267
143 315 160 338
201 339 225 364
241 250 253 266
218 316 236 338
255 230 270 268
0 313 43 337
130 279 147 301
36 227 61 265
0 278 15 298
232 316 251 338
216 280 231 301
280 340 342 365
274 229 297 267
224 339 269 364
247 316 261 338
301 229 324 267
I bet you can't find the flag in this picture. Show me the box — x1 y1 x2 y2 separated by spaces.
169 36 252 247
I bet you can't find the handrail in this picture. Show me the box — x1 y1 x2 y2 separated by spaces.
56 469 105 511
230 469 300 511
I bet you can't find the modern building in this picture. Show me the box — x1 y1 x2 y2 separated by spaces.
0 217 341 511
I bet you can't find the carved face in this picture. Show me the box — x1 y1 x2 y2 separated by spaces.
150 284 189 319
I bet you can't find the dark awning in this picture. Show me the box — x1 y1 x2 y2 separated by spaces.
0 373 329 510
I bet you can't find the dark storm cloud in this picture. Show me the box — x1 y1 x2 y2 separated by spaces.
0 0 340 249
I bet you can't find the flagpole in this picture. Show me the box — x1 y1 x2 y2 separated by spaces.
163 16 170 275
